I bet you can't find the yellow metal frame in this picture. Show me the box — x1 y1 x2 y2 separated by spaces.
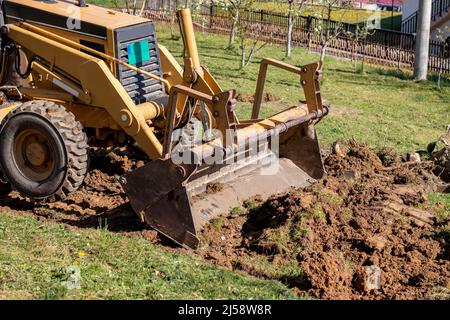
0 4 325 164
253 59 323 118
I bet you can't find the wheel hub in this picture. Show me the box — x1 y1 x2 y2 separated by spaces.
25 141 49 167
14 129 55 181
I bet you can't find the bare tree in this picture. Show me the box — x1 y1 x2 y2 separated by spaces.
434 26 450 88
238 23 267 68
285 0 308 58
113 0 147 16
346 23 375 73
214 0 254 46
312 0 353 70
159 0 182 39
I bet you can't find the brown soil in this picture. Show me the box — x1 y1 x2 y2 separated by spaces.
197 140 450 300
0 141 448 300
0 149 150 234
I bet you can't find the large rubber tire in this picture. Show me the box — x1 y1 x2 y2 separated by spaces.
0 100 89 200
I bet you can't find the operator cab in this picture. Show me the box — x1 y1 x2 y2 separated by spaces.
0 0 167 105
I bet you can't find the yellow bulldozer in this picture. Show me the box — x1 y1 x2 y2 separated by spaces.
0 0 328 249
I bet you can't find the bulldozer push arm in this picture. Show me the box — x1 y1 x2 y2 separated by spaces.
0 1 328 249
121 12 329 249
122 62 328 249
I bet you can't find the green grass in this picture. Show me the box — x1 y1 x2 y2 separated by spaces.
252 1 402 30
87 0 402 30
427 193 450 223
155 25 450 153
0 212 297 299
87 0 123 7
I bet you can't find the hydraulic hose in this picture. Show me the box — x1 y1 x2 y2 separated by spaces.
13 45 40 79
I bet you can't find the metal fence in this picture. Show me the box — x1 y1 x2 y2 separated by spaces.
401 0 450 34
145 1 450 74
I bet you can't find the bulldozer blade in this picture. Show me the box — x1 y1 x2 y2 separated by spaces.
120 159 200 249
121 125 325 249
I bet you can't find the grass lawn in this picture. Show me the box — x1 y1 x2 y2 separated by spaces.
155 25 449 153
0 212 296 299
252 1 402 30
87 0 122 7
87 0 402 30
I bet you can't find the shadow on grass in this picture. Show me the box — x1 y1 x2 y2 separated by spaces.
334 73 412 90
370 67 414 80
0 187 177 247
369 67 450 87
46 203 179 247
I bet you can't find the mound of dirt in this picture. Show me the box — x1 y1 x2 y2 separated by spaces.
197 140 450 300
0 149 146 232
0 140 448 300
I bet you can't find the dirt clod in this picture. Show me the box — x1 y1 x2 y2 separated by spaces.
0 140 448 300
197 140 450 300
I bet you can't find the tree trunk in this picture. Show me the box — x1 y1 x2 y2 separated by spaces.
319 7 332 71
246 41 258 67
319 43 328 69
240 43 246 69
229 10 240 46
285 1 294 58
362 50 366 73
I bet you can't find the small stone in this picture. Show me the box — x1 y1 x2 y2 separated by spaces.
333 142 346 158
354 265 382 292
220 235 226 241
365 265 382 291
342 170 360 181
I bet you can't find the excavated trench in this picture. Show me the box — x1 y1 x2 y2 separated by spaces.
0 140 449 300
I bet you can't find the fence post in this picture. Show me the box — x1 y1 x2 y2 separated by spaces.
209 4 213 30
306 16 313 52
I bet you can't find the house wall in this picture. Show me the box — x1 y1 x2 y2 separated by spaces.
402 0 419 21
361 4 379 10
